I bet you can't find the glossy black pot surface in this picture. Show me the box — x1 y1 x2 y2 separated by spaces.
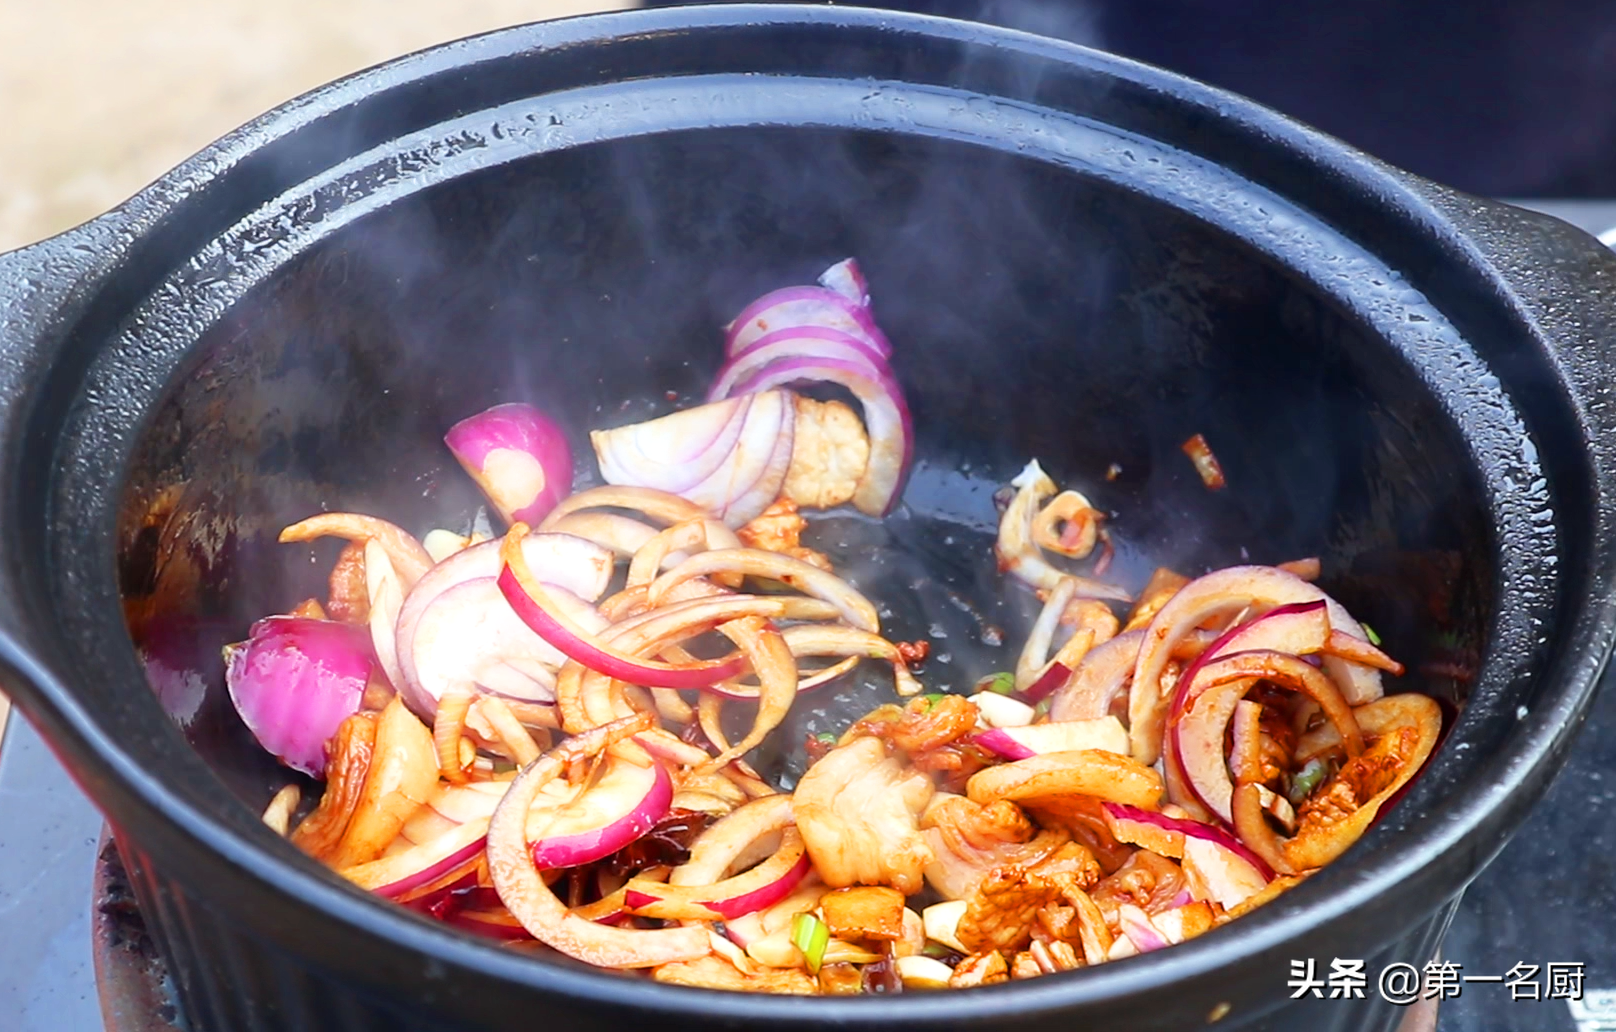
0 6 1613 1031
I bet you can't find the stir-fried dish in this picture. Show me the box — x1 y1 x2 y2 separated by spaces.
229 259 1442 994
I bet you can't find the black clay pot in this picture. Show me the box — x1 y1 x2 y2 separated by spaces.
0 6 1613 1031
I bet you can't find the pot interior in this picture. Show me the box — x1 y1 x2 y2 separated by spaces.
116 126 1492 810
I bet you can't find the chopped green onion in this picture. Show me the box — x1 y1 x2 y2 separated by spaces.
975 671 1016 696
1033 697 1052 719
815 732 839 745
922 941 960 961
922 693 948 709
1362 623 1383 647
791 912 830 974
1288 757 1329 806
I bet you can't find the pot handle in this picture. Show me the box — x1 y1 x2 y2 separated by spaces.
1413 184 1616 442
0 217 125 712
0 216 125 405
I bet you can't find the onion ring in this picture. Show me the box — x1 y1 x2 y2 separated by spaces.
486 712 711 968
1169 649 1363 822
1049 629 1143 722
477 695 544 767
1130 565 1383 763
433 688 475 783
280 513 433 588
536 486 709 533
499 524 750 690
623 830 811 921
700 618 798 773
1031 490 1101 559
627 518 744 590
672 794 796 885
545 511 660 557
1231 783 1294 876
995 461 1131 602
1017 577 1077 691
649 548 879 632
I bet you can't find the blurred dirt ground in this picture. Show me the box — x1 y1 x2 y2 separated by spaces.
0 0 631 253
0 0 630 735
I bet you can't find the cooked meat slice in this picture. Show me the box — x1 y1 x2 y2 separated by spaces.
783 396 870 510
290 713 377 862
820 886 907 942
326 541 370 624
1029 841 1102 888
736 499 832 571
1088 850 1190 922
1060 598 1120 646
920 794 1066 900
794 737 935 894
956 866 1071 955
948 950 1010 988
1010 950 1042 980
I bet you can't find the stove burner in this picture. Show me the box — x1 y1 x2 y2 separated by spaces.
93 837 182 1032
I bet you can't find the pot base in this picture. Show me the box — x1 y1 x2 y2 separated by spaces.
92 835 183 1032
88 832 1441 1032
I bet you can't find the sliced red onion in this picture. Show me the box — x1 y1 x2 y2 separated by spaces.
1229 699 1264 785
530 757 673 869
633 728 715 767
698 852 812 921
995 460 1131 601
1015 577 1076 692
817 257 870 306
972 728 1036 761
342 818 490 897
647 547 880 632
1049 629 1143 722
591 394 753 497
224 616 375 777
1101 802 1274 881
622 831 811 921
712 326 889 398
1161 601 1331 808
592 390 796 528
663 794 793 891
1117 903 1170 954
394 532 613 716
401 781 512 843
545 512 659 558
497 530 747 690
446 909 534 941
1100 801 1186 858
364 539 405 693
719 877 826 948
485 712 712 968
1130 566 1383 763
678 390 796 526
724 263 891 361
407 779 588 847
278 513 434 589
974 717 1130 761
1021 662 1070 704
1171 648 1361 824
715 354 911 516
407 578 590 708
445 402 573 526
1182 834 1272 909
